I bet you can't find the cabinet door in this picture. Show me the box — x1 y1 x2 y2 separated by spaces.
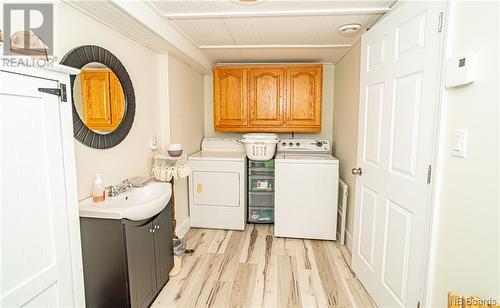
249 68 284 126
214 68 248 129
285 66 322 129
80 71 112 129
125 222 156 308
153 205 174 288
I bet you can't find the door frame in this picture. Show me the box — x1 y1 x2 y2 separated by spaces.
422 1 453 306
349 1 451 306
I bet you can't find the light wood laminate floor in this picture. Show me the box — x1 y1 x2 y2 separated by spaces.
152 224 375 308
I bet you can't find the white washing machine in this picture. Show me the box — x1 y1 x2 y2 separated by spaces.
274 139 339 240
188 138 247 230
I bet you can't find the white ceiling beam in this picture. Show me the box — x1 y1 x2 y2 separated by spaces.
163 8 390 19
199 44 352 49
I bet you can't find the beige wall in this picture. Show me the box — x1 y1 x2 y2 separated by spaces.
429 2 500 305
54 3 164 200
204 64 335 142
168 56 205 226
332 43 361 236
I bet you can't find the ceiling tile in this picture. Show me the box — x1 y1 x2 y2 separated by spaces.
224 15 380 45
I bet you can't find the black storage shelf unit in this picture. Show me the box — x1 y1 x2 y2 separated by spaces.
248 159 275 223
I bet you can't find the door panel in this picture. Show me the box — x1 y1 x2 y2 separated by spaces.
351 2 444 307
192 171 240 207
249 68 284 126
363 83 384 166
395 11 427 60
1 72 74 306
382 200 413 304
367 35 386 72
390 72 423 179
214 68 248 128
125 222 156 308
153 206 173 288
285 66 322 127
358 185 378 271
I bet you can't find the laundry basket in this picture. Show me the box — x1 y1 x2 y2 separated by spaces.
240 133 279 161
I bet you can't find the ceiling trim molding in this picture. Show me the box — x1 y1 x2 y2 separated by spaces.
162 8 391 19
199 44 352 49
66 0 213 73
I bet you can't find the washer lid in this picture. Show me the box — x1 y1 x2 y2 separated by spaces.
189 151 246 162
275 154 339 164
243 133 278 140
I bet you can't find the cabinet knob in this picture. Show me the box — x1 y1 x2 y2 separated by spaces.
149 229 153 233
155 225 160 229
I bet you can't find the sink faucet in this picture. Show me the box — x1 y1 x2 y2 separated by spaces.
106 179 133 197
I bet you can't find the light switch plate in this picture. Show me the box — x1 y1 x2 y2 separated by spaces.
451 129 468 158
149 134 158 150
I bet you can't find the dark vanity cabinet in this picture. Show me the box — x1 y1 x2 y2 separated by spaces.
80 202 173 308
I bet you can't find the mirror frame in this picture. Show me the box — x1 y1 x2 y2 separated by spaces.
60 45 135 149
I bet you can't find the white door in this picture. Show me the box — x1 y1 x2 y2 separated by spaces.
351 2 444 307
1 71 76 307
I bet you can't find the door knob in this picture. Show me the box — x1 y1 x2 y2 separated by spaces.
352 167 363 176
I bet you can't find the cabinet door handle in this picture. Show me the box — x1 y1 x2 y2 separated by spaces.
155 225 160 229
149 229 153 233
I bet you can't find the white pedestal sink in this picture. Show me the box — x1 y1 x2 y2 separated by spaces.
79 182 172 221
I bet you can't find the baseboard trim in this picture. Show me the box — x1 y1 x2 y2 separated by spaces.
176 217 190 238
345 230 353 253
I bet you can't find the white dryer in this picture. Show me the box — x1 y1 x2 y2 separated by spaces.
274 139 339 240
188 138 247 230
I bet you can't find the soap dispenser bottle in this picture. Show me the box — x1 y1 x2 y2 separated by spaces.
92 173 106 203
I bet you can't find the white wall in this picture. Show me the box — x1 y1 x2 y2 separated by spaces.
168 56 205 228
54 2 165 200
332 43 361 239
204 65 335 143
429 2 500 306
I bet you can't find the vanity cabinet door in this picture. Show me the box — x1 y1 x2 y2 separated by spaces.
125 221 157 308
152 204 174 288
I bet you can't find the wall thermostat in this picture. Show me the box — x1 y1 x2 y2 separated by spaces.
445 53 478 88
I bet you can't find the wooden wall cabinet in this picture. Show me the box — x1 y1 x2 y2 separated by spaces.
214 65 322 132
80 70 125 132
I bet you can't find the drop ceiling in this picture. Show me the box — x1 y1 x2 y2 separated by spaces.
149 0 396 64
